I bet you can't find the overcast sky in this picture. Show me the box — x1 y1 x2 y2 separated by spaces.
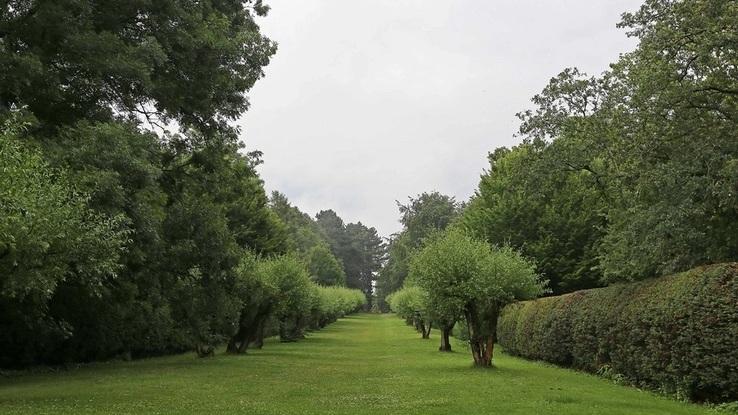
238 0 643 238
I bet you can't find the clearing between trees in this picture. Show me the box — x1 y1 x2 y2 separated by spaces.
0 314 712 415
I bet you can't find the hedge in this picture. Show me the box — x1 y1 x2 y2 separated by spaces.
497 263 738 403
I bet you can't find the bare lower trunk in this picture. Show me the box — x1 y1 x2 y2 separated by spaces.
251 320 265 349
195 343 214 358
439 322 454 352
226 337 239 354
228 304 270 354
465 306 497 367
422 321 432 339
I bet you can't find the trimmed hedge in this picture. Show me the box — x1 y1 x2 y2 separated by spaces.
497 263 738 403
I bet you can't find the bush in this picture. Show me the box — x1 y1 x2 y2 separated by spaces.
498 263 738 403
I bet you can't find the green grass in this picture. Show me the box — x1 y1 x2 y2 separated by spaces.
0 314 716 414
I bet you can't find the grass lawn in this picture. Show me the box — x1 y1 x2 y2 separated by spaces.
0 313 716 414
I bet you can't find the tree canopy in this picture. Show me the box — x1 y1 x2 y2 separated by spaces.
409 230 546 366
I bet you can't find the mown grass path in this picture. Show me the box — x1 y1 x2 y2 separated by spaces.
0 314 714 414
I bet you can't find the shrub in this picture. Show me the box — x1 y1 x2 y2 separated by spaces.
498 263 738 403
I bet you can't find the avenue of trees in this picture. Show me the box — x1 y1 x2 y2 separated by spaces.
0 0 375 368
388 231 545 366
380 0 737 379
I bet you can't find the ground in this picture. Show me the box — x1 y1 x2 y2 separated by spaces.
0 314 715 414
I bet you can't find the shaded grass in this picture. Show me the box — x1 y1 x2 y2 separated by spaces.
0 314 715 414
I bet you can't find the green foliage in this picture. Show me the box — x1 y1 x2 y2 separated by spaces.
408 229 545 365
462 0 738 290
460 142 606 294
377 192 459 307
498 263 738 403
268 193 348 286
315 210 385 302
269 191 328 254
306 244 346 286
254 254 314 342
0 119 127 300
0 118 129 367
229 255 364 348
0 0 377 368
312 286 366 328
0 0 292 367
386 285 433 338
0 0 276 132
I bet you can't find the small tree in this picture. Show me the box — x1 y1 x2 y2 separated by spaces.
387 286 433 339
411 229 545 365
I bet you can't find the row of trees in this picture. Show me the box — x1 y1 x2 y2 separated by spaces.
460 0 738 294
269 192 386 301
388 230 545 366
226 254 365 354
0 0 375 368
383 0 736 368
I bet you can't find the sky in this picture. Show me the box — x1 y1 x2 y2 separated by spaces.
238 0 644 238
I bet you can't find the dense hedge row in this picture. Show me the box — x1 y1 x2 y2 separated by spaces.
497 263 738 403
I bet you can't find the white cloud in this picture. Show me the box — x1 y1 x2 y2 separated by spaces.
238 0 643 237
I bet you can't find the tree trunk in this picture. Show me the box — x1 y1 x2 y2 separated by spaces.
251 319 265 349
466 309 490 367
226 337 240 354
196 344 214 358
439 322 454 352
422 321 432 339
465 306 498 367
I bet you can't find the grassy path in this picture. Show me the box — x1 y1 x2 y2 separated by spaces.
0 314 714 414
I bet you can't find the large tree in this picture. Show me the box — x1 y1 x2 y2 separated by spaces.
462 0 738 287
0 0 276 133
316 210 385 302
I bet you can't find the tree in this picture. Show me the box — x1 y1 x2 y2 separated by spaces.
0 0 276 133
387 286 433 339
0 116 128 367
306 245 346 286
0 0 298 367
459 140 607 294
316 210 385 303
312 286 366 328
254 254 314 342
504 0 738 283
377 192 459 306
344 223 385 301
410 230 545 366
398 192 459 244
270 191 327 254
227 254 276 354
